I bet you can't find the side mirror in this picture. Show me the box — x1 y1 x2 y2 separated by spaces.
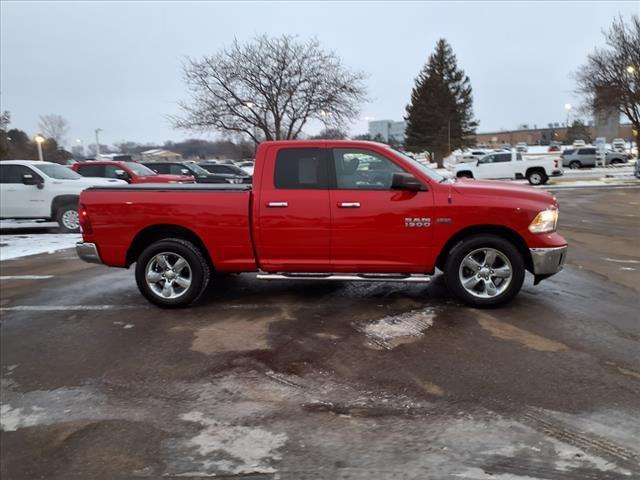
391 172 426 192
22 173 41 187
476 160 481 166
114 169 131 182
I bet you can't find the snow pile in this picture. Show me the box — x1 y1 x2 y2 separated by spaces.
0 220 58 230
0 234 81 261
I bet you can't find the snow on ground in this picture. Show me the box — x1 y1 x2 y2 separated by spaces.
0 220 58 230
0 234 81 261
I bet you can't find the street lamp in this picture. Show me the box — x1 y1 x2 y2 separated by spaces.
34 135 45 161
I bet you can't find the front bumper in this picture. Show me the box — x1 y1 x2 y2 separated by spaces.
530 245 567 275
76 242 102 264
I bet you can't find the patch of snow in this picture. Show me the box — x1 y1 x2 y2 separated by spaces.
604 258 640 264
354 309 435 350
179 411 287 475
0 233 81 261
0 404 47 431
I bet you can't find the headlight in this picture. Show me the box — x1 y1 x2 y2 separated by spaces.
528 208 558 233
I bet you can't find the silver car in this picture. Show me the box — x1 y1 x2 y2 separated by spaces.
561 147 629 169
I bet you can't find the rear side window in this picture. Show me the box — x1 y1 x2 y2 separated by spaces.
578 148 595 155
274 148 328 189
77 164 105 177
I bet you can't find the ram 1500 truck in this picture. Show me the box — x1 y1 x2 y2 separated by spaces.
76 141 567 308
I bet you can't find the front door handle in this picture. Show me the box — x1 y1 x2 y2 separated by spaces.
267 202 288 208
338 202 360 208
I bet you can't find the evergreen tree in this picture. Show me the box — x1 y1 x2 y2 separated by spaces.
565 120 592 144
405 39 478 166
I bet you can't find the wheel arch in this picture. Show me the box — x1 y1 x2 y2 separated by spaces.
525 166 546 176
51 194 79 218
126 224 213 269
456 170 474 178
435 225 533 273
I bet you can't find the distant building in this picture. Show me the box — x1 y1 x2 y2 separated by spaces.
368 120 406 143
473 123 633 146
141 149 183 162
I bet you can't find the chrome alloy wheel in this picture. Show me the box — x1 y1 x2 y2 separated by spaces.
61 210 80 230
458 247 512 298
145 252 192 299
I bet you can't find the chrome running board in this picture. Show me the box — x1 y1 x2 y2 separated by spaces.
256 272 432 283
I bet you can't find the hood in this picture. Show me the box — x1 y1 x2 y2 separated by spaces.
452 178 556 205
137 174 194 183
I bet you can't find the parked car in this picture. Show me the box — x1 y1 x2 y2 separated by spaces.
73 161 194 184
572 140 587 148
236 161 255 175
451 151 563 185
141 161 228 184
612 138 626 152
76 140 567 309
548 145 561 152
560 148 629 169
0 160 125 232
515 142 528 153
198 162 252 184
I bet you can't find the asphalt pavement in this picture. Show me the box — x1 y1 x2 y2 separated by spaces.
1 187 639 479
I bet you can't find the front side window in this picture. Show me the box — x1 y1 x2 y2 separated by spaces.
104 164 126 178
332 148 404 190
274 148 328 189
0 165 42 183
33 163 81 180
479 155 495 164
578 148 596 155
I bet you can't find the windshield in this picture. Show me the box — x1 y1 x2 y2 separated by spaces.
123 162 156 176
33 163 82 180
387 148 446 183
185 163 210 176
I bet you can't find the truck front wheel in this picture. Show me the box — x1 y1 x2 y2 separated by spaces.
444 234 525 307
56 204 80 233
135 238 210 308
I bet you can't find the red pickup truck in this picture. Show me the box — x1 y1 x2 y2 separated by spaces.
76 141 567 308
72 160 194 184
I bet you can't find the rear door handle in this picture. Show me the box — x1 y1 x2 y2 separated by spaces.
338 202 360 208
267 202 288 208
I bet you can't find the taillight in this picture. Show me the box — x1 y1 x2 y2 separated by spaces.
554 159 559 168
79 203 93 234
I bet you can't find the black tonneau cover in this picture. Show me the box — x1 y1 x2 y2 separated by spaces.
86 183 252 192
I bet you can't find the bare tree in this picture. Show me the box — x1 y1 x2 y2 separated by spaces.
173 35 368 143
575 15 640 145
38 114 70 145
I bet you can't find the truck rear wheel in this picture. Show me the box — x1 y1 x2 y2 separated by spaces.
56 204 80 233
135 238 210 308
444 234 525 307
526 169 547 185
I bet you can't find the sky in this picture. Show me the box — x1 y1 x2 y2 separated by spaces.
1 1 638 148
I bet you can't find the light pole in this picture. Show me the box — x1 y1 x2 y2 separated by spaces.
95 128 102 158
564 104 572 143
34 135 45 161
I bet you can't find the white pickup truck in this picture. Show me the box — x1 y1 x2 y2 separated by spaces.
450 151 563 185
0 160 125 232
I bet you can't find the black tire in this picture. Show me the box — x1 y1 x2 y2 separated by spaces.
443 234 525 308
610 158 623 165
526 169 547 185
457 171 473 179
569 161 581 170
56 203 80 233
135 238 210 308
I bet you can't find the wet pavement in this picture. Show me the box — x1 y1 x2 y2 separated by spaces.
1 187 639 479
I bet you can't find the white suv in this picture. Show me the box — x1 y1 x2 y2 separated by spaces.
0 160 125 232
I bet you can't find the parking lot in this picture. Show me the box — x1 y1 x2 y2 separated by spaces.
1 186 639 479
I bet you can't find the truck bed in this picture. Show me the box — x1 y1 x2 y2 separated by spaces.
80 185 256 270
